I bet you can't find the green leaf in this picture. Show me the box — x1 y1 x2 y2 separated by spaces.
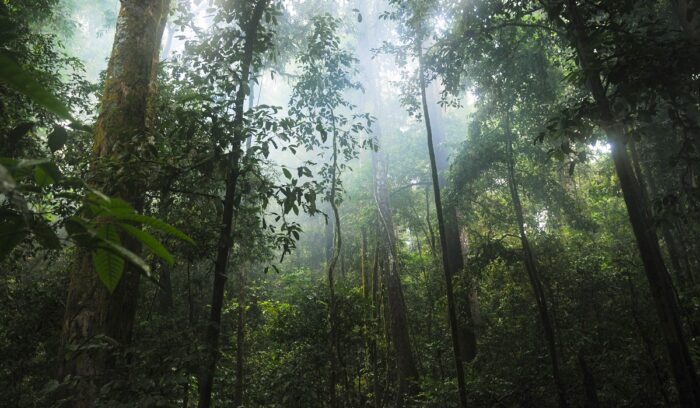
101 197 134 210
0 53 72 120
33 162 61 186
0 214 27 261
15 159 51 169
119 223 174 264
283 167 292 179
93 225 124 292
99 237 152 278
47 126 68 152
32 219 61 250
86 194 134 216
108 211 194 244
65 216 92 247
34 166 54 187
93 248 124 293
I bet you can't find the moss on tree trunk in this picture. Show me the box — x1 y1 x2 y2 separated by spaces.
59 1 170 406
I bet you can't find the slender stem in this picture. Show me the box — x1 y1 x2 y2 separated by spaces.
417 34 469 408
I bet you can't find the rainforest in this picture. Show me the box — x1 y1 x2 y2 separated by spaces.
2 0 700 407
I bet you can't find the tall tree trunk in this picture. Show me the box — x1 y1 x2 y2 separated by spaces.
327 117 343 408
417 40 468 408
630 143 700 339
357 5 420 404
197 2 269 407
371 129 420 405
156 188 174 313
371 234 381 408
577 353 600 408
565 1 700 405
629 142 695 288
361 227 369 298
232 263 247 408
59 2 170 406
503 112 569 408
326 202 335 266
231 66 259 408
426 81 477 362
424 187 438 257
627 275 672 405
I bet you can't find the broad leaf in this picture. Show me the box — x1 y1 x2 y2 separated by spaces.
93 248 124 293
119 223 175 265
32 219 61 250
0 214 27 261
99 237 152 279
108 210 194 244
0 53 72 120
47 126 68 152
34 166 55 187
93 225 124 293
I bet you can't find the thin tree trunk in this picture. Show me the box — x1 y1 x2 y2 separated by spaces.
565 1 700 404
59 2 170 406
361 227 369 298
424 187 438 257
627 275 672 406
460 225 483 333
326 202 335 266
327 117 343 408
417 38 468 408
232 263 247 407
371 145 420 406
154 185 174 314
357 5 420 403
577 353 600 408
231 59 258 408
197 2 269 407
371 234 381 408
426 82 477 361
629 142 694 287
183 383 190 408
503 111 569 408
630 143 700 339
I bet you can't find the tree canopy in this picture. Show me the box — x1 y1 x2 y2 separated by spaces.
2 0 700 406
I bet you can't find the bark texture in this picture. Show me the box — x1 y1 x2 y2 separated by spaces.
327 122 343 408
357 5 420 404
426 81 477 361
59 1 170 406
198 2 269 407
232 264 247 408
418 41 468 408
503 112 568 408
565 1 700 405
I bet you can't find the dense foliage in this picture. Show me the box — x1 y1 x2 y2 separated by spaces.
2 0 700 407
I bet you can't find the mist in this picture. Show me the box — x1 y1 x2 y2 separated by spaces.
2 0 699 407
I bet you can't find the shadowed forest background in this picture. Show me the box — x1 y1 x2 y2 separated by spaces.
2 0 700 407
